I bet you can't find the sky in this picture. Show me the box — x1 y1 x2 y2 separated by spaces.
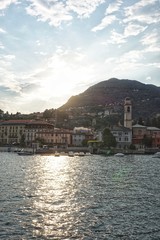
0 0 160 114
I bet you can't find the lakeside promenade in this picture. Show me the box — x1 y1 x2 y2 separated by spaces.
0 146 159 155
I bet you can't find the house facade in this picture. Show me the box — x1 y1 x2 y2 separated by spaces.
35 128 72 147
0 120 54 146
72 127 93 146
132 124 160 149
111 126 132 149
0 120 28 145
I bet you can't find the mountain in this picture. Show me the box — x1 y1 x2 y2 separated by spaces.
60 78 160 118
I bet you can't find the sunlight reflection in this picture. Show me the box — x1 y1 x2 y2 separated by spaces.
29 155 72 238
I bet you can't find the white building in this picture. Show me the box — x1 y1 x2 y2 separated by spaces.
111 126 132 149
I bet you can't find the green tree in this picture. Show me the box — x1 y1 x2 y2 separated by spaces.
20 134 25 147
102 128 117 148
142 134 152 148
82 139 88 147
43 109 54 119
138 117 144 125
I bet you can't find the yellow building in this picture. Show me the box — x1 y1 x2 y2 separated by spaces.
0 120 28 145
0 120 54 146
35 128 72 147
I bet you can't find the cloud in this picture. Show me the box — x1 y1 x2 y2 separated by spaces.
67 0 105 18
0 28 6 34
92 15 117 32
105 0 123 14
0 42 5 49
140 31 160 51
141 32 158 46
20 82 41 93
108 29 126 44
0 0 19 10
102 22 147 46
0 54 18 92
26 0 105 27
125 0 158 16
26 0 72 27
124 23 147 37
124 0 160 24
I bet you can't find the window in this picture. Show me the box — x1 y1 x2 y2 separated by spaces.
138 130 142 134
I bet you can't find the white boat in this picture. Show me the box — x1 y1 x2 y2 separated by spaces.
74 152 79 156
85 152 91 156
68 151 74 157
153 152 160 158
54 151 60 157
79 152 85 156
115 153 124 157
17 151 34 156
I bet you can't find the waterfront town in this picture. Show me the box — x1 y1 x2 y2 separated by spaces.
0 98 160 154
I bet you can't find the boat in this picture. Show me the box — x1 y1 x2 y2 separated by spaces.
17 151 34 156
85 152 92 156
68 151 74 157
114 153 124 157
74 152 79 156
54 151 60 157
79 152 85 157
153 152 160 158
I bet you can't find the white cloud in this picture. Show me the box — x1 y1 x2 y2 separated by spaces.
0 42 5 49
0 28 6 34
0 54 22 94
92 15 117 32
26 0 72 27
141 31 160 52
124 0 160 24
144 45 160 53
141 32 158 46
26 0 105 26
124 12 160 25
119 50 144 63
67 0 105 18
125 0 158 16
103 22 147 46
0 0 19 10
124 23 147 37
109 29 126 44
105 0 123 14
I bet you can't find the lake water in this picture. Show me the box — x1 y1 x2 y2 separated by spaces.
0 152 160 240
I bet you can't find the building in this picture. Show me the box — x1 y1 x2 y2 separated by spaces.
147 127 160 148
72 127 93 146
111 126 132 149
124 97 132 129
0 120 28 145
0 120 54 146
35 128 72 148
132 124 160 149
25 121 54 146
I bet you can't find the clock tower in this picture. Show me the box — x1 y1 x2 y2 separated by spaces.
124 97 132 129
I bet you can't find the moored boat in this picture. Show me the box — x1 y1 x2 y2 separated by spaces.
153 152 160 158
54 151 60 157
68 151 74 157
85 152 91 156
114 153 124 157
17 151 34 156
79 152 85 157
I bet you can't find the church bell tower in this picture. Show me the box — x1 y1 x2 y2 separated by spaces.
124 97 132 129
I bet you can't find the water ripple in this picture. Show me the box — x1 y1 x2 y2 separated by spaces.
0 153 160 239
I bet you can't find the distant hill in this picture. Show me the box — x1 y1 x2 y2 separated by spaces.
60 78 160 118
